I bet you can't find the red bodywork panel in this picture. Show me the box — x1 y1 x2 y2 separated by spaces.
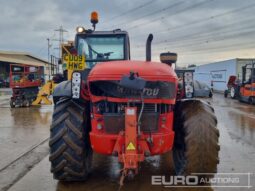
88 60 177 81
122 107 140 170
86 60 177 172
90 112 175 155
88 60 177 104
240 83 255 97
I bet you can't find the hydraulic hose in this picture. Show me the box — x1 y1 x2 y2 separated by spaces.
137 92 144 136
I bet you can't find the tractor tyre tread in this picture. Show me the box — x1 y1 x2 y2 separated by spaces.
173 100 219 178
49 98 92 181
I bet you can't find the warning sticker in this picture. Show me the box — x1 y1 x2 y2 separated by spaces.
127 109 135 115
126 142 136 150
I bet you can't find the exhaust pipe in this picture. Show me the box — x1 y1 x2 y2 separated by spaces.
146 34 153 61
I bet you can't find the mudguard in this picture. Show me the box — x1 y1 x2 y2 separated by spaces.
52 69 91 104
53 80 72 98
175 99 214 113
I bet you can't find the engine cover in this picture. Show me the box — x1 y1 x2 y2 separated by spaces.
87 60 178 103
88 60 177 82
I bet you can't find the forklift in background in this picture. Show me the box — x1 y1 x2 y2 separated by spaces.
9 64 43 107
239 62 255 104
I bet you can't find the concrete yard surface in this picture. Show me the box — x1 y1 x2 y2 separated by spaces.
0 93 254 191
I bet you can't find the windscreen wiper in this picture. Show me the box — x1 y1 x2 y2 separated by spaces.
88 44 113 59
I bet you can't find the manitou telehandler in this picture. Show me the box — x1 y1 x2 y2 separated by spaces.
49 12 219 184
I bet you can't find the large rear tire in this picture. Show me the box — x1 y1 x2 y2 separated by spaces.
49 98 92 181
173 100 220 178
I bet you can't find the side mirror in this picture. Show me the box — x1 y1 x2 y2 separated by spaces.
160 52 177 66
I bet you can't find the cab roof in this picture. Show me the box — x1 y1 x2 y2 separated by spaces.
77 29 128 36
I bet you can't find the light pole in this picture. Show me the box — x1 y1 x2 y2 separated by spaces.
47 38 50 80
55 26 68 73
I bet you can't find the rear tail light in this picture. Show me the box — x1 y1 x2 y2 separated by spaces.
72 72 81 99
184 72 194 98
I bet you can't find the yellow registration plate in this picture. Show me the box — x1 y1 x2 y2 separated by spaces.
63 54 86 70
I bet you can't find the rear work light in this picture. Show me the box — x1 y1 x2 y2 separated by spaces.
76 26 85 33
72 72 81 99
184 72 194 98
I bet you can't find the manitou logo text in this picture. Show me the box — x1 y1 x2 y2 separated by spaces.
117 86 159 97
143 88 159 96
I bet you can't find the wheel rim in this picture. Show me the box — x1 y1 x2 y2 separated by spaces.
230 87 235 98
23 100 29 107
10 101 14 107
249 97 254 104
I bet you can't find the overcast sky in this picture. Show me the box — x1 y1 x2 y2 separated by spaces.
1 0 255 66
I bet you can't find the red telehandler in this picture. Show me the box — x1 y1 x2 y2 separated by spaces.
49 12 219 185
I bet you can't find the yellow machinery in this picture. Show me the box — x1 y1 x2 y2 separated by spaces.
32 80 57 105
32 41 77 106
